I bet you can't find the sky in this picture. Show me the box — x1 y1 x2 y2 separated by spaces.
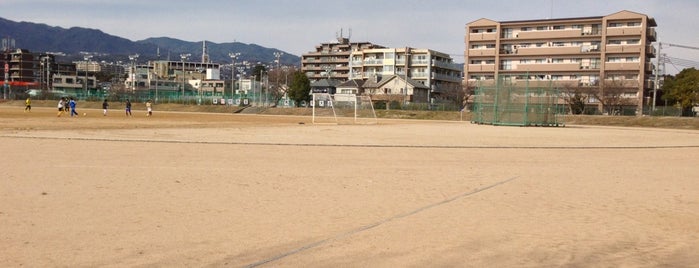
1 0 698 72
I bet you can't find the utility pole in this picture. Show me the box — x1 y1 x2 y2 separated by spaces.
180 53 190 100
404 46 410 108
228 52 240 99
154 48 160 103
128 54 139 92
83 55 92 97
653 43 661 112
274 52 283 106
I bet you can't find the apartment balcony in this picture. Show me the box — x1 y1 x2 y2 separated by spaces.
644 80 655 89
647 28 657 41
605 62 641 71
432 72 462 83
303 66 324 71
469 79 496 87
469 32 497 41
513 79 581 88
515 46 583 56
334 65 349 71
645 45 657 57
363 71 380 77
645 62 654 73
516 29 582 39
514 63 582 72
467 64 496 72
411 59 430 66
468 48 496 57
605 44 642 53
434 60 462 71
412 72 429 78
363 59 384 65
603 79 640 87
606 27 642 36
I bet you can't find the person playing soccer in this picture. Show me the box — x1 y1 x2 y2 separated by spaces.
24 97 31 112
145 99 152 117
69 97 78 117
57 97 65 117
102 99 109 116
125 99 132 116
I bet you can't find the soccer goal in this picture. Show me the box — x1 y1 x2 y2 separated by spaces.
312 93 378 125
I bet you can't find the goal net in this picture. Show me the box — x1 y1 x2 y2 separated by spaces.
312 93 377 124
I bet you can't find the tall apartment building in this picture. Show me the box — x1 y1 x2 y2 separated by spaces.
349 47 462 95
302 37 463 102
302 37 383 82
464 10 657 114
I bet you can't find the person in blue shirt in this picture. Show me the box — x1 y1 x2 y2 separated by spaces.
69 97 78 117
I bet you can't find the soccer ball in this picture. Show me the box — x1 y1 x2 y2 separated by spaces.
83 113 87 116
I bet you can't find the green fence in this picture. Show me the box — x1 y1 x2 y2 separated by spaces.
472 76 564 127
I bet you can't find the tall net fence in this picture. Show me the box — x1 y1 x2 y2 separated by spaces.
472 76 565 127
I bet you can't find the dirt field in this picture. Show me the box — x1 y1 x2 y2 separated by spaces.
1 105 699 267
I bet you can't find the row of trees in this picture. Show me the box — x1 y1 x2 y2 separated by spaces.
662 68 699 116
558 67 699 116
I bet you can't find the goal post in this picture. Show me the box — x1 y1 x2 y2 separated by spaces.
311 93 378 125
311 93 337 124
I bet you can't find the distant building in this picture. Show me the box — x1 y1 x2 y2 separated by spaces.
302 37 462 103
301 37 384 82
464 10 657 114
349 47 462 101
1 48 97 95
126 60 222 93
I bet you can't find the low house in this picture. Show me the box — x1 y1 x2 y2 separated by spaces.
362 75 430 103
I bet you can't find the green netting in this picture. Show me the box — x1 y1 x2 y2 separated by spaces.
472 76 565 127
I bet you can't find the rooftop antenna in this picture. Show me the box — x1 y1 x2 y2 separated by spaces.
549 0 554 19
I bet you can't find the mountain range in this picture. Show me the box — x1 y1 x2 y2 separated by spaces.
0 17 300 66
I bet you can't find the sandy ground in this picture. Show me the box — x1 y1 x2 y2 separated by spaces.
1 106 699 267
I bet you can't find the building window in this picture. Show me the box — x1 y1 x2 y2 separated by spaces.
627 39 640 45
628 22 641 27
625 57 639 62
521 27 532 32
536 26 547 31
608 22 623 27
608 40 622 45
572 24 583 29
502 28 513 38
552 25 565 30
501 60 512 70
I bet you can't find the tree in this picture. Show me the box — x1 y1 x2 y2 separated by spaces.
287 70 310 107
561 85 591 114
662 68 699 116
252 65 267 81
592 79 637 115
267 66 297 106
